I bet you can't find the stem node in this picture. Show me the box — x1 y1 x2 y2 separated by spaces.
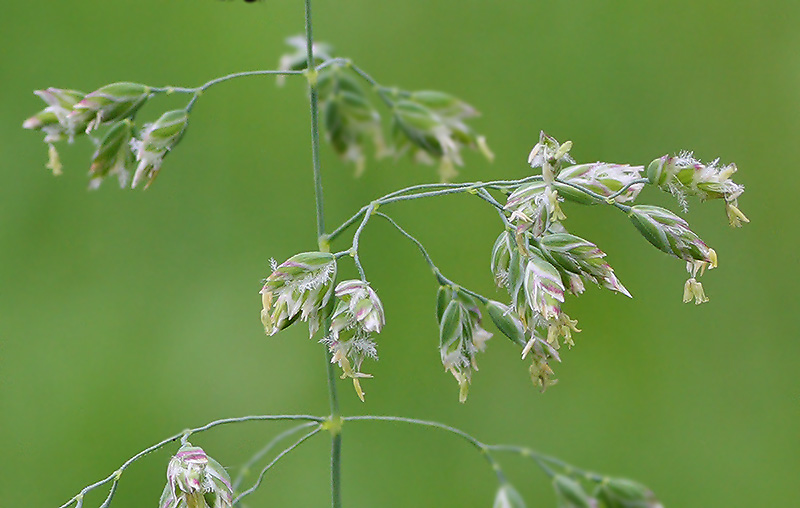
305 68 319 87
322 415 344 436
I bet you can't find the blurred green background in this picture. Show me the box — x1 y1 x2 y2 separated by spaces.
2 1 798 507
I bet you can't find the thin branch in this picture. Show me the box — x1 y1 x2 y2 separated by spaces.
374 212 435 271
313 58 393 106
379 186 479 205
474 188 505 212
152 70 305 113
326 177 543 244
374 212 488 304
351 203 375 280
151 69 304 95
348 62 380 89
325 205 369 245
58 415 323 508
232 422 320 491
554 177 632 212
343 416 604 484
233 426 323 505
478 188 514 229
314 57 350 73
605 177 650 201
326 169 643 246
187 414 323 433
487 444 604 482
344 416 506 484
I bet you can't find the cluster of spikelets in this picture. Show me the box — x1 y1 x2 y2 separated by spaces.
485 132 746 391
278 36 494 181
494 475 663 508
24 38 492 190
22 23 744 508
23 43 746 404
23 84 188 189
159 444 233 508
259 252 385 401
256 130 746 402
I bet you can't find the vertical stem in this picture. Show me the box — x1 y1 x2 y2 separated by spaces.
330 436 342 508
303 2 343 508
305 0 326 240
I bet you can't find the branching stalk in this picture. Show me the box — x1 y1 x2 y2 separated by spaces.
554 177 633 212
233 426 323 505
23 2 732 506
374 212 488 304
605 178 650 201
487 445 604 482
344 416 507 484
351 203 375 280
58 415 323 508
232 422 320 491
325 176 547 244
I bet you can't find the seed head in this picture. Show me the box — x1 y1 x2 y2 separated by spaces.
324 280 385 401
648 152 747 226
260 252 337 338
558 162 645 203
437 287 492 402
159 444 232 508
628 205 715 264
70 82 150 133
130 110 189 188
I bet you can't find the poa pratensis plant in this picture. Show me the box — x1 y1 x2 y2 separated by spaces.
23 2 749 507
